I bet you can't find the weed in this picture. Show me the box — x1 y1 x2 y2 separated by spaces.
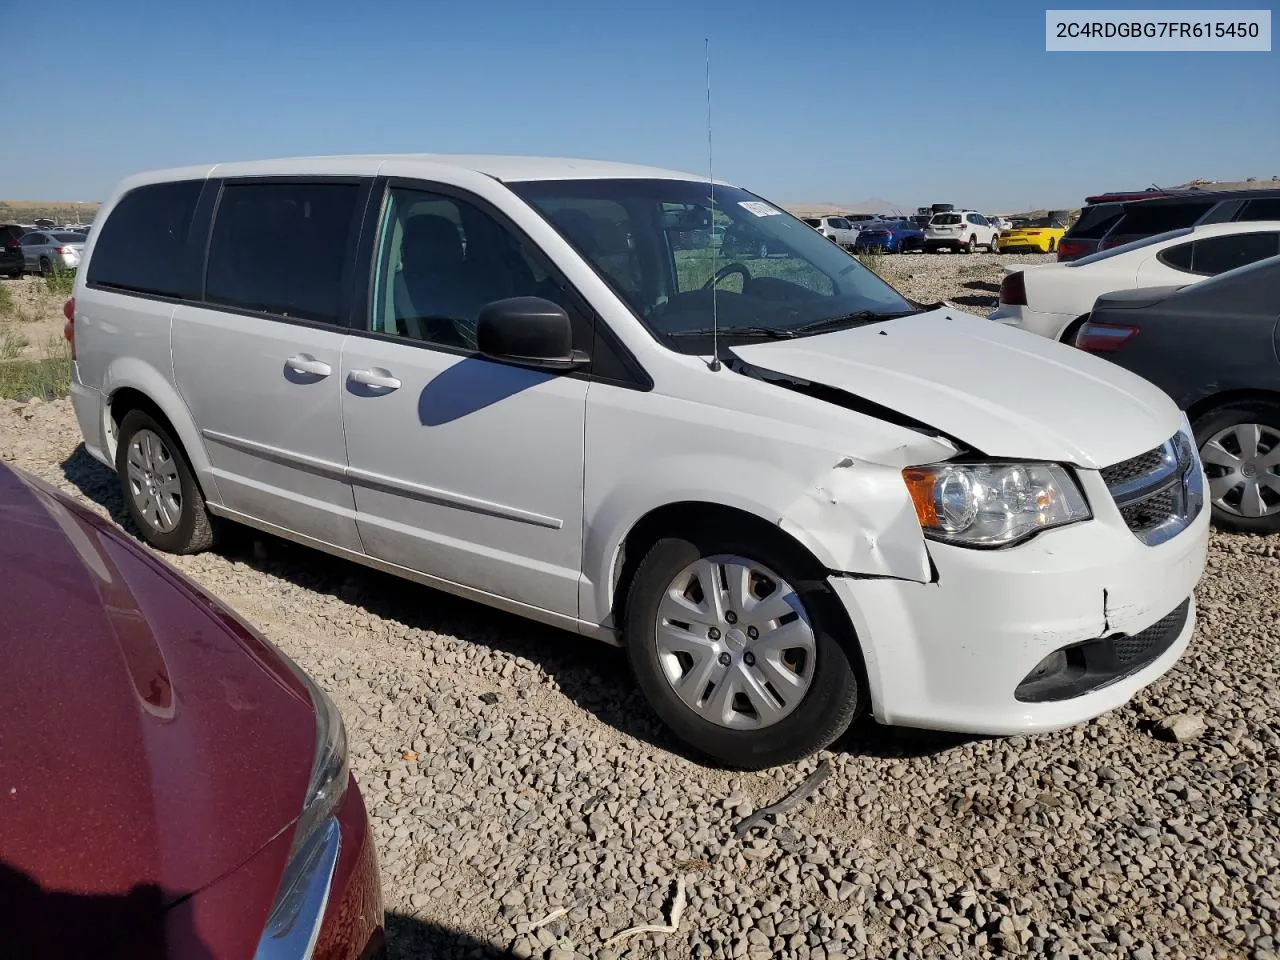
0 324 29 360
44 267 76 298
0 283 12 317
856 248 891 280
0 336 70 400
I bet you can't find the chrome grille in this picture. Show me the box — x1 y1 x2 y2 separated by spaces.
1103 429 1204 545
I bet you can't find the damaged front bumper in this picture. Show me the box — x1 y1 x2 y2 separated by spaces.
828 490 1209 735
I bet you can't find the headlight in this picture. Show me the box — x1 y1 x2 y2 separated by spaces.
902 461 1091 547
256 665 350 957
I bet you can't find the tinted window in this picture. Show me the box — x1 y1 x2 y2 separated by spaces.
932 214 961 225
205 181 360 324
87 181 202 296
1116 200 1215 237
21 233 47 245
830 218 851 230
1065 204 1123 239
1157 241 1194 271
1239 198 1280 221
52 232 83 242
802 218 821 227
1189 232 1280 276
371 185 581 350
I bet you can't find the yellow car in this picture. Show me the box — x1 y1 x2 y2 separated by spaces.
996 217 1068 254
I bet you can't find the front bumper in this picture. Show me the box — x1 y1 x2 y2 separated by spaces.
830 485 1209 735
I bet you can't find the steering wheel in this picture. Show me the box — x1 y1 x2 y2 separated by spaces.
702 261 751 292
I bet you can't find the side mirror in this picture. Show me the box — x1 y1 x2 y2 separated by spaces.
476 297 587 371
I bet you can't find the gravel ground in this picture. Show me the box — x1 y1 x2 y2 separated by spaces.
2 254 1277 960
874 250 1055 317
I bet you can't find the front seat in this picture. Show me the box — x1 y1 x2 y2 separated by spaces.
396 214 477 346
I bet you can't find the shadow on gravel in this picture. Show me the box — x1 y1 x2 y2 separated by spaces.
949 294 998 309
58 443 985 768
963 279 1000 292
387 912 516 958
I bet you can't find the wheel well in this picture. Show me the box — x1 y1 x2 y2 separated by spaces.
108 389 187 464
1186 388 1280 426
610 501 829 628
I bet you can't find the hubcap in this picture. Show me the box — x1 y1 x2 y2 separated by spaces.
126 429 183 533
1201 422 1280 518
654 555 816 730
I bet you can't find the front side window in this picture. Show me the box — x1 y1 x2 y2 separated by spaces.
86 181 202 297
1116 201 1214 237
830 218 851 230
512 178 914 353
370 185 579 351
205 181 361 324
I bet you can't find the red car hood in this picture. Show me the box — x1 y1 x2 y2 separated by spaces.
0 467 316 939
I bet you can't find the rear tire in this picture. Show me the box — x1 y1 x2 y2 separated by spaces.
115 409 216 554
1192 401 1280 534
1047 238 1057 253
38 257 51 276
987 236 999 253
624 527 865 769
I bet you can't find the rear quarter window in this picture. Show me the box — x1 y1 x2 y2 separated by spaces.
1064 205 1123 239
86 181 203 297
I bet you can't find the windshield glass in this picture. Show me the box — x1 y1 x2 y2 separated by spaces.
931 214 961 225
512 179 914 350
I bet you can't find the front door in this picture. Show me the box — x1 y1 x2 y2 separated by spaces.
340 182 589 618
171 177 369 551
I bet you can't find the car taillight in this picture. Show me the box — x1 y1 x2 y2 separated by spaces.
1075 321 1139 352
56 246 73 255
999 272 1027 306
1057 239 1087 261
63 297 76 360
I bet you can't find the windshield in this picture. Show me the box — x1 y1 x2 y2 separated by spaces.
1021 217 1061 229
931 214 961 225
512 179 914 350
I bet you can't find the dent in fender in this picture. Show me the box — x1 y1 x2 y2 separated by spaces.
779 449 954 583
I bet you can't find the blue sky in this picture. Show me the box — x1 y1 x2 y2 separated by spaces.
3 0 1276 212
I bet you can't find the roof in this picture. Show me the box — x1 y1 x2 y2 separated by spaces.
118 154 714 190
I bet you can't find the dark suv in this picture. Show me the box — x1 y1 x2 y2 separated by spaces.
1 224 26 278
1098 189 1280 252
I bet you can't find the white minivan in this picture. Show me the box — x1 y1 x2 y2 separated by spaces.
67 155 1208 769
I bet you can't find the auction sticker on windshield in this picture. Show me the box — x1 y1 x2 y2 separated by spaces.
739 201 782 217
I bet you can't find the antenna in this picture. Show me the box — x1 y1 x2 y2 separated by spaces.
705 37 721 372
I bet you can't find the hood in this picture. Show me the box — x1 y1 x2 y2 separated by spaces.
731 309 1180 468
0 467 315 939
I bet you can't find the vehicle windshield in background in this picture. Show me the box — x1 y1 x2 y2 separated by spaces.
1023 217 1061 228
931 214 962 225
52 232 85 242
511 179 915 350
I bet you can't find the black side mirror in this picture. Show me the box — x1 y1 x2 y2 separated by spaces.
476 297 588 371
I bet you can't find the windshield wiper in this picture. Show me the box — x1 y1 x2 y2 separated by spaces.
666 326 798 339
791 309 919 335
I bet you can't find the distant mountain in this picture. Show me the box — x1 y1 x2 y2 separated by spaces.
783 197 910 218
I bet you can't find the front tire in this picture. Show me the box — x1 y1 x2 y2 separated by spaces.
624 528 864 769
1193 401 1280 533
964 235 976 254
115 409 216 553
38 257 52 276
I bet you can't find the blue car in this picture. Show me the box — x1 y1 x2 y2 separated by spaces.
853 219 925 254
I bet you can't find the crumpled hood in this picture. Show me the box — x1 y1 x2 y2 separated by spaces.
732 309 1180 468
0 467 315 943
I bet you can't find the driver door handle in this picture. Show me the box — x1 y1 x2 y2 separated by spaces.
285 355 332 377
348 368 402 391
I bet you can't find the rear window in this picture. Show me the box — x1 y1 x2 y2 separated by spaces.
932 214 961 225
1114 200 1215 237
802 218 820 227
205 181 362 324
86 180 203 297
1065 204 1123 239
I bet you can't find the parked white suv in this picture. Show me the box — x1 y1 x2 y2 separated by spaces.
801 216 859 248
925 211 999 253
67 156 1208 769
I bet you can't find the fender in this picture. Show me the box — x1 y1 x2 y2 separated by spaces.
580 444 946 627
101 357 224 507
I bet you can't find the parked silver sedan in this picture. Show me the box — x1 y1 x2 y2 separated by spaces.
18 231 86 274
